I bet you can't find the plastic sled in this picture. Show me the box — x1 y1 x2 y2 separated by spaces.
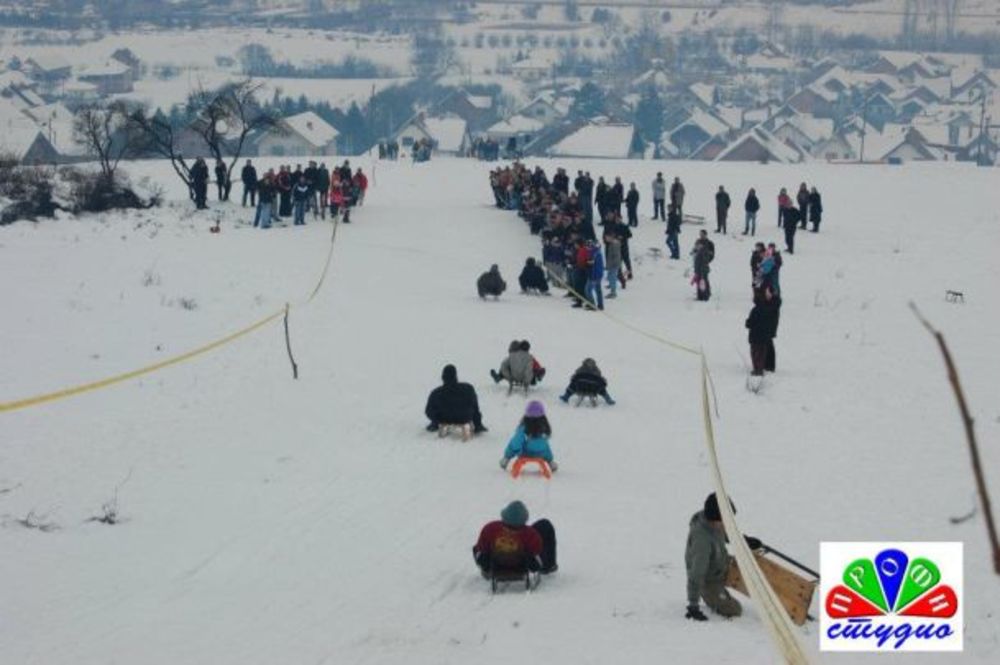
510 457 552 479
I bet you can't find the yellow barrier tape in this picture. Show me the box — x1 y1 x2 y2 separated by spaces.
1 216 342 414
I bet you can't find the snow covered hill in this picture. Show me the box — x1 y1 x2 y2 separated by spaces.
1 157 998 664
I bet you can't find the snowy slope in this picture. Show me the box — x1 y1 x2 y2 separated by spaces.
1 157 999 664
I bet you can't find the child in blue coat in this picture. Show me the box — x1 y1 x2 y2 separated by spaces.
500 400 557 471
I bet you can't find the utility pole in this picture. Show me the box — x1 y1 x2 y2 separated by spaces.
977 91 987 166
859 94 870 163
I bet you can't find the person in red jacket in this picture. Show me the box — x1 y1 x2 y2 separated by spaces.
353 168 368 206
473 500 558 576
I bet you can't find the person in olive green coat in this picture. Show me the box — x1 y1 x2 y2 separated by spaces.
685 493 761 620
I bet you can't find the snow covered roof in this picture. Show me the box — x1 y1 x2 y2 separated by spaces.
0 97 48 158
422 115 468 152
715 126 803 163
466 94 493 110
280 111 339 149
674 107 731 138
78 62 132 78
486 115 544 136
876 51 924 72
0 70 32 89
689 82 715 107
713 105 743 130
63 79 99 94
632 68 670 89
783 114 834 143
548 123 635 159
24 53 71 72
21 102 84 156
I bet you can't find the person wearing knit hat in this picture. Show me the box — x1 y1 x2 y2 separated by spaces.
558 357 615 405
684 493 762 621
473 501 559 578
424 364 487 434
500 401 557 472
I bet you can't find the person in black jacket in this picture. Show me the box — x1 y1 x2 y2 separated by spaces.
425 365 487 433
594 177 609 221
558 358 615 405
746 294 778 376
518 257 549 294
743 188 760 236
316 163 331 219
240 159 257 207
666 203 682 259
477 264 507 299
796 183 809 230
808 187 823 232
609 177 624 216
625 182 640 227
190 158 209 209
214 159 229 201
715 186 731 234
781 202 799 254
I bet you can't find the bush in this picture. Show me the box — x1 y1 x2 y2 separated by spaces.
0 157 59 225
63 170 159 214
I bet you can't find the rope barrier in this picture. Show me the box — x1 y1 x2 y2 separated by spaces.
1 216 342 414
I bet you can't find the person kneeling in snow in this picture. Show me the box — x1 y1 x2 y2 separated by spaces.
518 257 549 294
473 500 558 575
685 493 762 621
425 364 487 434
558 358 615 405
477 264 506 299
500 400 557 472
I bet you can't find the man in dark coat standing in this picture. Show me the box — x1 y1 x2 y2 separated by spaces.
625 182 640 227
240 159 257 207
746 294 778 376
190 158 210 209
425 364 487 433
715 185 731 234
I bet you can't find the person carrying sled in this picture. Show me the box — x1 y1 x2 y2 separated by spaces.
425 364 487 434
685 493 762 621
559 358 615 405
473 500 558 576
691 230 715 302
477 264 507 299
518 257 549 294
499 401 557 472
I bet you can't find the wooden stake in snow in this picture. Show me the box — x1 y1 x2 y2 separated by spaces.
911 302 1000 575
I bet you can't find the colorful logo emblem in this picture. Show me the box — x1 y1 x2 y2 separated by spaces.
820 542 963 652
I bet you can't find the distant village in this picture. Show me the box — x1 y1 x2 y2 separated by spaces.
1 38 998 167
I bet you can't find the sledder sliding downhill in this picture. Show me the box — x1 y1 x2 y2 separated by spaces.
473 501 558 593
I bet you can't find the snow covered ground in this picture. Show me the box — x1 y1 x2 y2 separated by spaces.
1 157 998 664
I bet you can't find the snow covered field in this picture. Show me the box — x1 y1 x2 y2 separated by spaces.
1 157 998 664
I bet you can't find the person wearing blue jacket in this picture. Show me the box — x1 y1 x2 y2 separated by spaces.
584 241 605 311
500 400 557 471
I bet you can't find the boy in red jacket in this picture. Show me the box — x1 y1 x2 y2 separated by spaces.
473 501 558 576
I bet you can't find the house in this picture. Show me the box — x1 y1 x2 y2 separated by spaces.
689 135 730 161
110 48 141 79
786 84 838 118
22 54 72 84
392 113 470 155
518 94 565 126
950 70 996 103
511 55 552 82
0 71 44 110
256 111 339 157
22 102 87 160
867 51 923 76
743 42 797 73
688 82 717 108
62 80 100 105
77 62 134 95
485 115 545 152
430 89 495 131
664 108 731 157
715 126 804 163
882 128 940 162
547 123 640 159
0 98 60 163
813 132 857 161
861 92 896 126
773 114 834 153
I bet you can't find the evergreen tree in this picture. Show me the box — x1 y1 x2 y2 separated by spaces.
634 86 664 144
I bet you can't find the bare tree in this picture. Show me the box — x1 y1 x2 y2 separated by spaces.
186 79 280 185
127 108 193 197
73 101 136 182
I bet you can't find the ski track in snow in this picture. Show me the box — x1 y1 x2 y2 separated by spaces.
1 157 998 664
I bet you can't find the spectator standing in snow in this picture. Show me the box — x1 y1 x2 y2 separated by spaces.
652 172 667 221
808 187 823 232
743 188 759 236
685 493 761 621
316 162 330 219
781 193 799 255
603 231 623 299
240 159 257 207
609 177 624 217
425 364 487 434
292 176 309 226
715 185 731 234
473 500 558 576
253 170 275 229
796 182 810 230
277 166 292 218
777 187 792 227
691 230 715 302
625 182 640 227
746 293 779 376
585 240 605 311
214 159 229 201
190 158 209 210
671 176 685 219
666 203 682 260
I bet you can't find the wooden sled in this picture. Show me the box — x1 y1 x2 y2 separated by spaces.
683 214 706 225
488 557 540 593
506 379 530 396
437 423 472 441
575 392 599 407
945 290 965 303
724 551 817 626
